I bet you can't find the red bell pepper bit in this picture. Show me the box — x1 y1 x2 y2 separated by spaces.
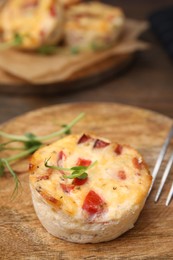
72 158 91 186
49 2 56 17
37 175 49 181
57 151 66 174
58 150 66 161
37 168 53 181
108 14 116 21
93 139 110 149
82 190 105 215
133 157 143 170
115 144 123 155
118 170 126 180
60 183 74 193
76 158 92 167
39 29 46 42
29 163 34 171
72 177 88 186
22 0 38 9
78 134 91 144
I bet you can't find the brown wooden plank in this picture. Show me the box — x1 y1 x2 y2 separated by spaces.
0 103 173 259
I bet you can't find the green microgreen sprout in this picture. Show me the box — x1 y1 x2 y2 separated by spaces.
37 45 58 55
70 46 80 55
0 158 21 198
0 113 85 197
0 140 25 151
13 33 23 46
44 158 97 180
0 33 23 51
61 124 71 135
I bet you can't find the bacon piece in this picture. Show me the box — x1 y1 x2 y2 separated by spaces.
72 177 88 186
76 158 92 167
60 183 74 193
78 134 91 144
118 170 126 180
115 144 123 155
82 190 105 215
93 139 110 149
133 157 143 170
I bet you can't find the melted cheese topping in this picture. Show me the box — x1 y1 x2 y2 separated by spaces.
29 134 151 222
65 2 125 50
0 0 63 49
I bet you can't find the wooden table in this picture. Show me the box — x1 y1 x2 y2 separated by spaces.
0 0 173 123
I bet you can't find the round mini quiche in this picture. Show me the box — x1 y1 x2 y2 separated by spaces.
65 2 125 52
0 0 64 49
29 133 152 243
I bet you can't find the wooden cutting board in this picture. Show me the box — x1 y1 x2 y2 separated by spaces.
0 102 173 260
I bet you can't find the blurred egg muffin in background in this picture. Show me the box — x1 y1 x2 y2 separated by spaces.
65 2 125 52
0 0 125 53
0 0 64 49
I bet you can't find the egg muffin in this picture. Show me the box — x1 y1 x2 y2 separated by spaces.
65 2 125 52
29 133 151 243
0 0 64 49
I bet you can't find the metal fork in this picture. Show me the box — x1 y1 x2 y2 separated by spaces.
148 125 173 206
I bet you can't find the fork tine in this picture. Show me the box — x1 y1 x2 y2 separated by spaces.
166 182 173 206
155 152 173 202
148 126 173 195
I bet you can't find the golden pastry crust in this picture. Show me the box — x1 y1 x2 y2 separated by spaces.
0 0 64 49
65 2 125 52
29 133 151 243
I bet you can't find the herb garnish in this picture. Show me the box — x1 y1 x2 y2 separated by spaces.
0 113 85 196
61 124 71 135
45 158 97 180
0 33 23 51
37 45 58 55
70 46 80 55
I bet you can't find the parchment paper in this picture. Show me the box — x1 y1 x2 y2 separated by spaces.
0 19 149 84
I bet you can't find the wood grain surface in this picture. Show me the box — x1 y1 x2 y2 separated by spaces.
0 103 173 260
